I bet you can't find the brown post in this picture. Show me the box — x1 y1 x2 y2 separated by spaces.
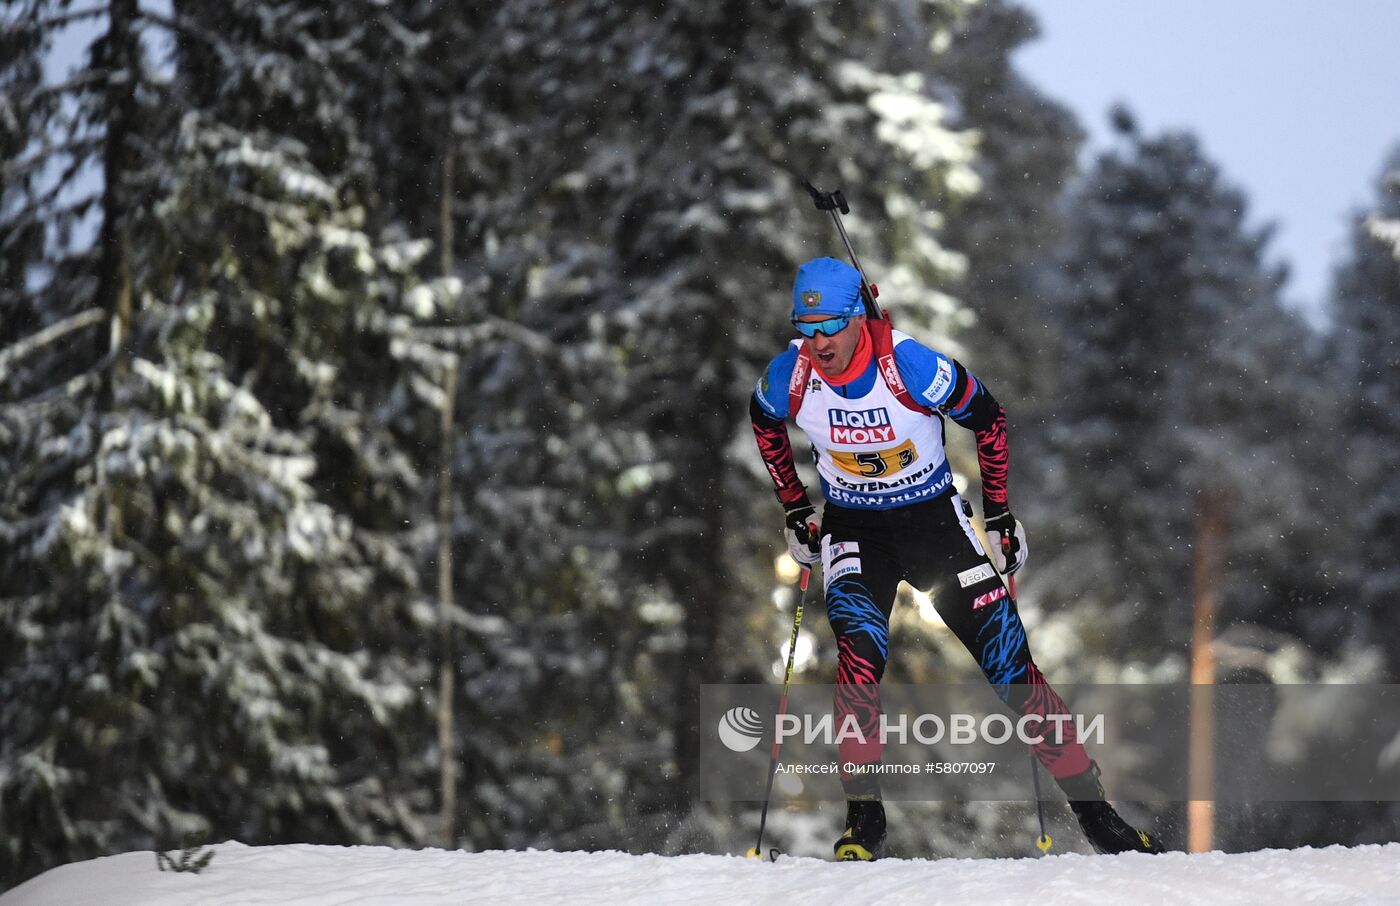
1188 488 1228 852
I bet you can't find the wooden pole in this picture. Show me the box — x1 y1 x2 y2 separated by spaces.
1188 489 1227 852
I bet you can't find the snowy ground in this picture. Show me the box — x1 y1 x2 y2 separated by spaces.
4 841 1400 906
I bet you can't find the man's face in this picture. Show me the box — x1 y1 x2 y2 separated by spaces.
797 313 865 374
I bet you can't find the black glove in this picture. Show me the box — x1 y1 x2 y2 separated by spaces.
783 494 821 564
984 505 1028 575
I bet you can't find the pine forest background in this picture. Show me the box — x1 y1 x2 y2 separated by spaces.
4 0 1400 889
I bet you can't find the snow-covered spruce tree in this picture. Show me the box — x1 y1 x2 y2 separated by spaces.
3 15 157 885
1033 113 1328 658
1030 113 1359 846
0 0 448 886
308 2 663 851
1202 148 1400 853
1332 146 1400 671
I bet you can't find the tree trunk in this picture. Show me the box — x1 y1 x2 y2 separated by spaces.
95 0 139 539
95 0 138 378
437 142 459 850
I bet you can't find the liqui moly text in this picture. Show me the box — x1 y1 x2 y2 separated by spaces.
829 408 894 444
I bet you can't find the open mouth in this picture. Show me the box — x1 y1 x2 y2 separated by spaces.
816 350 836 366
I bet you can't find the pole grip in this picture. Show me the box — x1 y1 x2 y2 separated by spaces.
800 176 884 320
1001 537 1017 598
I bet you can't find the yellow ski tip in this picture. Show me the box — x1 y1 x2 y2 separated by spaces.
1035 834 1053 854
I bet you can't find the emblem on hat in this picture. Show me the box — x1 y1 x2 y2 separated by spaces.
801 290 822 308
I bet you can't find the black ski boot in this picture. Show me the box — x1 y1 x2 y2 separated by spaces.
834 798 886 861
835 768 885 861
1059 762 1163 855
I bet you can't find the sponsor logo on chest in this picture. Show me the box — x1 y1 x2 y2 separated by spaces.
879 354 906 396
828 407 895 444
789 353 812 399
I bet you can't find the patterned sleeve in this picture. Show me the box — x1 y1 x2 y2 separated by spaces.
750 348 806 505
751 396 807 505
968 397 1009 515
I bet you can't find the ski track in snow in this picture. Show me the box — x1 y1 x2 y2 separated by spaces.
4 841 1400 906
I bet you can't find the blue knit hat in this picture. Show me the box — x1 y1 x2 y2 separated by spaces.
791 257 864 320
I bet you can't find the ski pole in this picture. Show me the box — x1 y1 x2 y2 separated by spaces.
799 178 885 321
1030 749 1053 854
1000 536 1016 601
1000 535 1050 853
747 566 813 862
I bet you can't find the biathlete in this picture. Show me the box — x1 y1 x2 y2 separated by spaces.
750 257 1163 861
